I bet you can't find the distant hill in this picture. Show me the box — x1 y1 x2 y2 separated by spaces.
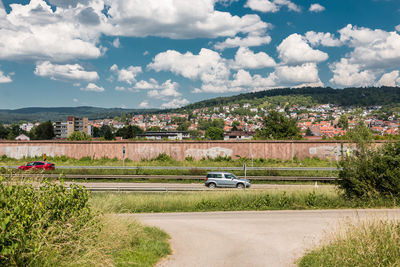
2 87 400 123
177 87 400 111
0 106 157 124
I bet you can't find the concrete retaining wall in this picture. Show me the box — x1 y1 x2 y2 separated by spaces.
0 140 374 161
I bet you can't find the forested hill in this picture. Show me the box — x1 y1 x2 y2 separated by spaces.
0 106 157 124
177 87 400 111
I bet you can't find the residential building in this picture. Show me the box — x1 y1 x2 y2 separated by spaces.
55 117 91 139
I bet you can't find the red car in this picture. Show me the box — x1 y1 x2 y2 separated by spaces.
17 161 55 171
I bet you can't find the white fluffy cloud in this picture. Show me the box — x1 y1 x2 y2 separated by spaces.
338 24 400 68
0 70 12 83
0 0 103 61
149 48 230 83
110 64 142 84
138 101 149 108
245 0 300 13
233 47 276 69
34 61 99 81
214 33 271 50
103 0 268 39
305 31 342 47
375 71 400 87
147 80 181 99
309 4 325 12
81 83 105 92
330 59 376 87
396 25 400 32
161 98 190 109
329 25 400 86
277 34 328 64
112 38 121 48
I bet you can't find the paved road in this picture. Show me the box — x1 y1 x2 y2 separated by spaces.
131 209 400 267
66 182 333 192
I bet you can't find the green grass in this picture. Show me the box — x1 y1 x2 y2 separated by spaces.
3 167 338 178
97 215 171 267
298 219 400 267
0 154 333 168
90 189 400 213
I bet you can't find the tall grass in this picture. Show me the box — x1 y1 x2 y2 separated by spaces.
0 154 332 167
298 219 400 267
90 189 400 213
0 175 170 266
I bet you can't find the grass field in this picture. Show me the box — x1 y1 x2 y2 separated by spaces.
298 219 400 267
90 188 400 213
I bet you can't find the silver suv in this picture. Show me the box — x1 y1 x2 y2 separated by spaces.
205 172 251 189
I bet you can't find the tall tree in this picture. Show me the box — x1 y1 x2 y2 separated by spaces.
205 127 224 140
255 111 301 140
30 121 55 140
337 114 349 130
0 124 9 139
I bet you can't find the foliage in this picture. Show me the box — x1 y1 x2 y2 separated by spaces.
198 119 224 130
102 125 115 140
337 114 349 130
255 111 301 140
177 121 191 131
205 127 224 140
67 131 92 141
338 141 400 198
91 189 400 213
298 220 400 267
146 126 162 132
178 87 400 111
0 176 97 266
115 125 144 139
30 121 55 140
0 124 9 139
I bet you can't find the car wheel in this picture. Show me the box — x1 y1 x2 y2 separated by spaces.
236 183 245 189
208 183 216 189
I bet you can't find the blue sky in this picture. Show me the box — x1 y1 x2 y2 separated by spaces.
0 0 399 109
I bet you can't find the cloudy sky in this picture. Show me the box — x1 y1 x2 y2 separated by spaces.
0 0 399 109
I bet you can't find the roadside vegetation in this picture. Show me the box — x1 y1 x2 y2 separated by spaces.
90 189 400 213
0 154 333 167
298 123 400 266
298 219 400 267
0 175 170 266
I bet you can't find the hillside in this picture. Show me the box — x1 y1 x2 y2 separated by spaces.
0 106 157 124
177 87 400 111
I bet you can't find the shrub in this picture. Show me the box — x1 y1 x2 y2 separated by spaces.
153 153 173 162
0 176 98 265
338 142 400 198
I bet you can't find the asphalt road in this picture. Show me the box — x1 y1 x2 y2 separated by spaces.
66 182 333 192
131 209 400 267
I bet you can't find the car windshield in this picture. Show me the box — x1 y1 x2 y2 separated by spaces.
26 162 33 166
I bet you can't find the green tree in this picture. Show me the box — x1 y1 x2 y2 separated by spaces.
116 125 144 139
146 126 162 132
177 121 191 131
231 121 240 131
189 129 202 138
305 127 313 136
337 115 349 130
205 127 224 140
255 111 301 140
0 124 9 139
67 131 92 141
103 126 115 140
30 121 55 140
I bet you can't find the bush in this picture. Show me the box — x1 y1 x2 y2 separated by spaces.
0 176 98 266
153 153 173 162
338 141 400 198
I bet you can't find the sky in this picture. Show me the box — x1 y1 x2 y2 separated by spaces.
0 0 399 110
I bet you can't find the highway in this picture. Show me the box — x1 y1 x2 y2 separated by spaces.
131 209 400 267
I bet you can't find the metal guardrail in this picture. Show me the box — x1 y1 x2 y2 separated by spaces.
2 165 341 171
3 173 338 181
